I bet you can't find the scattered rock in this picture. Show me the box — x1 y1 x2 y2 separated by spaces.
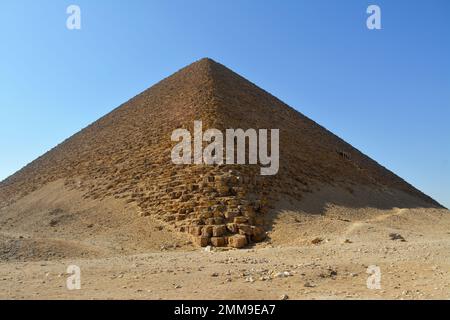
304 282 316 288
320 268 338 278
274 271 292 278
49 219 58 227
389 233 406 242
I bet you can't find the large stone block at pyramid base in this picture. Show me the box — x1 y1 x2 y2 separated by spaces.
0 58 443 249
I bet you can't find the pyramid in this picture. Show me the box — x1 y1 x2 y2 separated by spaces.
0 58 442 248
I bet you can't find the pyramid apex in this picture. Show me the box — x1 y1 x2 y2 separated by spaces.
191 57 221 69
198 57 218 63
169 57 227 83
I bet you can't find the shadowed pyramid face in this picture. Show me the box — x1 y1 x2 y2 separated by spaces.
0 58 442 248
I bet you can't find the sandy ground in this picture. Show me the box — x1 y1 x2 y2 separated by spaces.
0 181 449 300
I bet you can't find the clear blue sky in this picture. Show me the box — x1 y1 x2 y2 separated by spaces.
0 0 449 207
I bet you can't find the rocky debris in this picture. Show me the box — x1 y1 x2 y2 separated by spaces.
319 267 338 279
304 282 316 288
389 233 406 242
311 237 323 245
49 219 58 227
273 271 292 278
280 294 289 300
234 267 297 284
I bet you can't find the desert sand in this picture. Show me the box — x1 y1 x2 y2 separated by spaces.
0 180 448 300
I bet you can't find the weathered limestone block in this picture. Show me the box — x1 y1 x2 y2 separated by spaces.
199 211 213 219
238 224 253 236
210 237 226 247
216 185 231 197
189 226 202 236
204 186 216 193
224 209 239 220
170 191 181 199
187 184 200 191
193 236 210 247
180 194 192 202
176 214 186 221
234 216 248 224
228 234 247 248
213 225 226 237
186 207 195 214
213 211 224 218
213 217 225 225
202 225 213 237
163 215 176 222
226 223 238 233
215 204 226 213
242 205 256 218
191 216 202 225
251 226 266 242
227 199 240 207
